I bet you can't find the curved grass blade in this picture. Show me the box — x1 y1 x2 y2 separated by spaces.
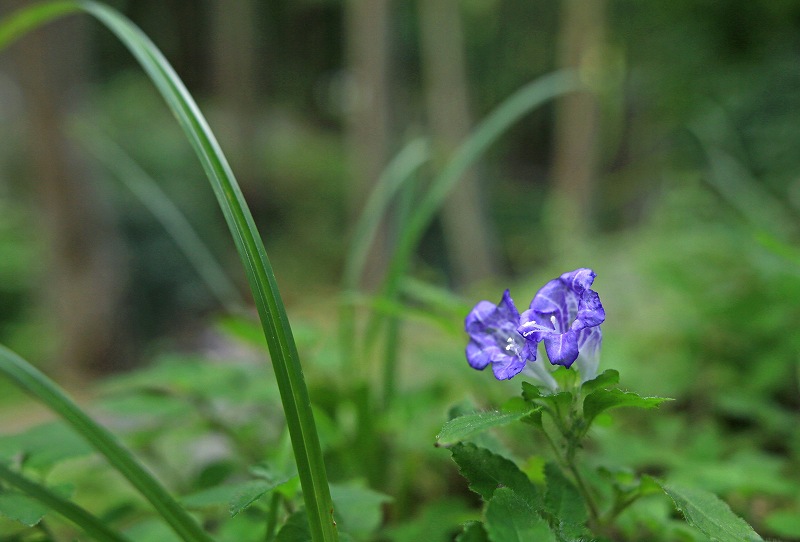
385 71 581 299
73 123 245 313
367 72 581 398
0 345 211 542
338 139 429 373
0 2 337 541
0 462 131 542
0 0 76 50
342 138 431 291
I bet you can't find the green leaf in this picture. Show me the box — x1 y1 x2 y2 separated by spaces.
521 383 573 413
182 475 294 517
0 462 129 542
659 482 763 542
276 509 311 542
384 499 473 542
329 482 392 537
0 421 93 470
0 1 338 539
544 463 589 539
765 509 800 539
0 491 48 527
436 410 533 447
579 369 619 396
521 381 543 401
583 389 671 426
485 488 556 542
230 478 291 517
0 0 78 50
181 483 248 509
456 521 490 542
451 443 542 510
0 344 210 542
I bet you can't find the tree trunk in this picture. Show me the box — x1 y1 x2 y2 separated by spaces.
417 0 499 287
344 0 394 289
547 0 606 246
208 0 259 189
4 0 128 380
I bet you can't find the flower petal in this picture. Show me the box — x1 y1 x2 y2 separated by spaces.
517 309 553 342
490 354 526 380
543 330 580 367
572 289 605 331
574 326 602 382
466 340 492 370
465 300 499 333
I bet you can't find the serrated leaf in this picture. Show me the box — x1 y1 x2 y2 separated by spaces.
275 509 311 542
0 422 93 470
521 408 543 429
522 382 573 413
521 381 543 401
544 463 588 536
485 487 556 542
181 483 243 509
659 482 763 542
451 443 542 509
436 410 533 446
181 475 293 517
384 499 473 542
0 491 48 527
456 521 490 542
230 479 285 517
583 389 671 426
579 369 619 395
330 482 392 537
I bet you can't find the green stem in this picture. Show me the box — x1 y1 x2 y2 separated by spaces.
565 458 600 525
0 346 212 542
0 462 131 542
601 493 639 526
544 396 602 527
0 3 339 541
264 492 282 542
376 72 580 319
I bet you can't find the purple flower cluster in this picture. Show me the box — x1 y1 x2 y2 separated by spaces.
465 269 605 381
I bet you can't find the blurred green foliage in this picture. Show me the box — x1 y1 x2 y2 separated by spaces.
1 0 800 540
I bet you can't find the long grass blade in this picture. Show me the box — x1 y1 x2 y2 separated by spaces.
385 71 581 297
0 2 337 540
73 124 245 313
339 138 430 370
368 71 581 403
0 345 212 542
342 138 431 291
0 462 131 542
0 0 76 50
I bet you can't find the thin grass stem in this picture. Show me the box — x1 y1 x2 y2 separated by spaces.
0 2 338 541
0 462 132 542
0 345 211 542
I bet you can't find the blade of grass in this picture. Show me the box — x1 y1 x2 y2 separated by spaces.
338 138 429 373
1 2 337 541
365 72 581 400
0 0 76 50
0 344 212 542
0 462 131 542
72 123 245 313
342 138 431 291
385 70 581 301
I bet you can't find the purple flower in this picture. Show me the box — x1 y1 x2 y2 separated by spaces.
464 290 535 380
517 268 605 377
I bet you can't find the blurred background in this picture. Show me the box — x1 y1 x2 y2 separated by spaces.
1 0 799 538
